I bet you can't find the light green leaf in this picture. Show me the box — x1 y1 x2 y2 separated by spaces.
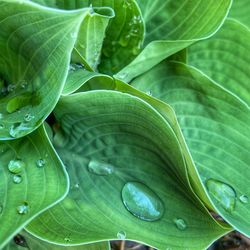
188 19 250 108
0 0 87 139
0 125 68 248
4 230 110 250
229 0 250 27
26 91 227 250
131 60 250 237
115 0 232 82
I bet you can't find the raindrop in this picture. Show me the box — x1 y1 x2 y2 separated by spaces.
88 159 114 176
206 179 236 213
174 218 187 231
121 182 164 221
117 231 126 240
70 32 77 39
24 113 34 122
74 183 80 188
13 174 22 184
36 158 46 168
146 90 152 96
9 122 31 138
8 160 25 174
239 194 248 204
17 202 29 215
64 237 71 243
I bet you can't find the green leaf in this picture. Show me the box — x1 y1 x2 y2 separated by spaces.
131 60 250 237
26 91 227 250
0 125 68 248
115 0 232 82
0 0 88 139
229 0 250 27
4 230 110 250
188 19 250 108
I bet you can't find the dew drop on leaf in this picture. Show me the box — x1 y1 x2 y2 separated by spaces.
87 159 114 176
64 237 71 243
239 194 248 204
174 218 187 230
121 182 164 221
17 202 29 215
13 174 22 184
70 32 77 39
24 113 34 122
8 160 25 174
36 158 46 168
9 122 31 138
206 179 236 213
117 231 126 240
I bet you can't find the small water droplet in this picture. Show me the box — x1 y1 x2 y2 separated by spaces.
239 194 248 204
206 179 236 213
17 202 29 215
174 218 187 230
24 113 34 122
88 159 114 176
7 84 16 92
8 160 25 174
117 231 126 240
19 80 28 89
146 90 152 96
13 174 22 184
74 183 80 188
70 32 77 39
64 237 71 243
121 182 164 221
36 158 46 168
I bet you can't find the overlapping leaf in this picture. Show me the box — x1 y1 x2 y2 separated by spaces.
188 19 250 107
0 125 68 248
115 0 232 82
0 0 87 139
131 61 250 237
229 0 250 27
26 91 227 250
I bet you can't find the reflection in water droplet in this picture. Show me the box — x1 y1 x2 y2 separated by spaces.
206 179 236 213
17 202 29 215
8 160 25 174
24 113 34 122
13 174 22 184
121 182 164 221
117 231 126 240
9 122 32 138
88 159 114 176
36 159 46 168
174 218 187 230
239 195 248 204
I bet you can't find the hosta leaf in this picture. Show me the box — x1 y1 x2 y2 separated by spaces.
0 125 68 248
229 0 250 27
131 61 250 237
26 91 227 250
116 0 232 82
0 0 87 139
4 230 110 250
188 19 250 107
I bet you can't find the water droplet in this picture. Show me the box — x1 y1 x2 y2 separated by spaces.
19 80 28 89
206 179 236 213
13 174 22 184
64 237 71 243
9 122 31 138
119 35 130 47
117 231 126 240
88 159 114 176
17 202 29 215
121 182 164 221
239 194 248 204
174 218 187 230
24 113 34 122
36 158 46 168
70 32 77 39
7 84 16 92
8 160 25 174
146 90 152 96
0 124 4 129
74 183 80 188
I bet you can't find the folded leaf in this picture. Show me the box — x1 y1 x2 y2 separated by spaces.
0 125 68 248
0 0 87 139
26 91 227 250
115 0 232 82
131 61 250 237
4 230 110 250
188 19 250 107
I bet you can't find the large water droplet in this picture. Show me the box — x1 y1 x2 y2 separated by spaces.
9 122 31 138
13 174 22 184
8 160 25 174
121 182 164 221
88 159 114 176
36 158 46 168
117 231 126 240
239 194 248 204
174 218 187 230
206 179 236 213
17 202 29 215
